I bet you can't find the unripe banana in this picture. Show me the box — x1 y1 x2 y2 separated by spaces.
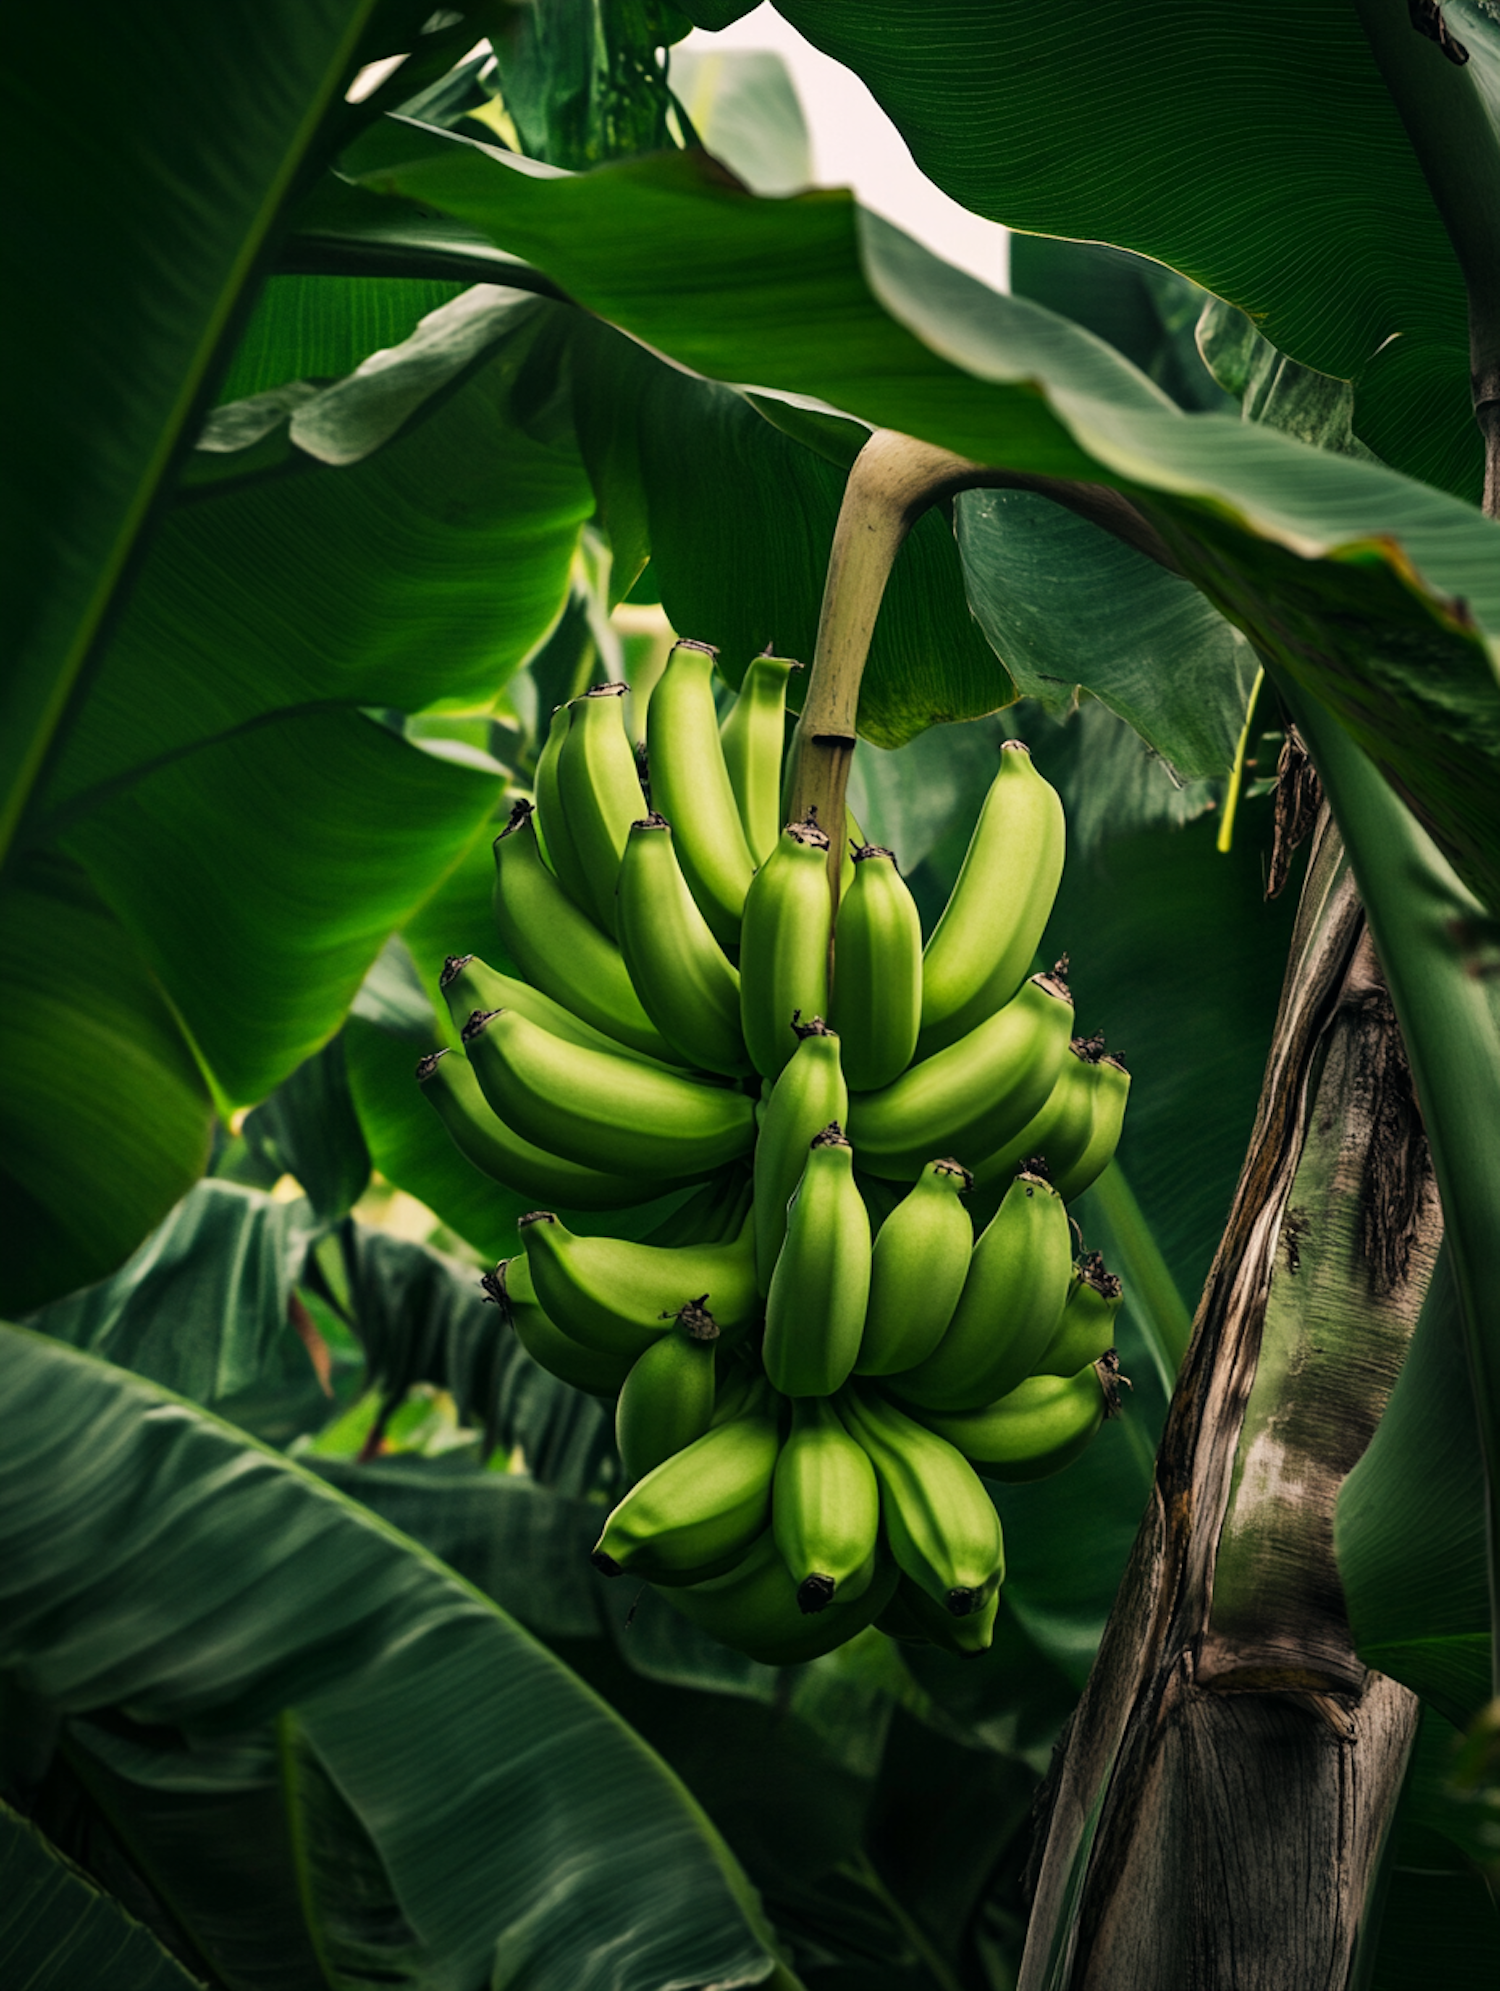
490 801 683 1063
1035 1252 1123 1376
556 682 648 936
771 1396 881 1612
644 1167 753 1249
440 954 676 1073
661 1528 898 1665
615 815 752 1077
855 1158 974 1375
763 1125 871 1397
739 815 834 1080
519 1207 759 1360
915 1352 1122 1483
879 1573 1000 1655
417 1049 669 1211
615 1299 721 1480
839 1387 1004 1617
918 741 1065 1057
481 1258 632 1398
847 971 1074 1182
645 639 757 945
462 1005 756 1179
752 1020 848 1293
718 650 799 863
969 1034 1101 1192
1052 1053 1130 1203
888 1171 1073 1412
829 844 923 1091
532 699 591 907
590 1397 781 1585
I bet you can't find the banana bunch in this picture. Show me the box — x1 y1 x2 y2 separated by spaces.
422 644 1133 1663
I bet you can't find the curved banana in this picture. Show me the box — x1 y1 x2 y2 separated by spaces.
763 1125 871 1397
615 1299 721 1480
752 1019 848 1293
532 700 592 910
616 815 752 1077
590 1398 781 1585
719 650 799 863
918 741 1065 1057
440 953 675 1072
855 1157 974 1375
847 971 1074 1182
645 639 757 944
481 1257 632 1398
916 1354 1121 1482
417 1049 670 1211
771 1396 881 1612
829 844 923 1091
1035 1251 1123 1376
490 801 684 1063
888 1170 1073 1412
462 1004 756 1179
878 1573 1000 1655
739 815 834 1080
969 1035 1101 1192
661 1529 898 1665
1052 1053 1131 1203
556 681 648 936
519 1207 759 1360
839 1387 1004 1617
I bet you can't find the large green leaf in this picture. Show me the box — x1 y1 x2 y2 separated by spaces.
215 273 468 403
753 0 1480 497
0 1326 780 1991
1 0 391 864
0 856 212 1316
346 136 1500 915
1337 1246 1492 1726
0 1800 203 1991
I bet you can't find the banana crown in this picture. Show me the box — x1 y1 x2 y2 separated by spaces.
415 640 1130 1665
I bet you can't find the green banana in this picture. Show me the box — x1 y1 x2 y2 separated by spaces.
888 1171 1073 1412
1052 1052 1130 1202
1035 1252 1123 1376
615 814 752 1077
915 1353 1122 1482
719 650 799 864
615 1299 721 1480
490 801 683 1063
839 1386 1004 1617
481 1257 633 1398
590 1397 781 1585
531 699 590 904
643 1167 754 1249
917 741 1065 1057
440 953 675 1073
752 1019 848 1293
969 1034 1101 1192
739 815 834 1080
828 843 923 1091
645 639 757 945
771 1395 881 1612
417 1048 671 1211
556 681 648 936
847 970 1074 1182
763 1125 871 1397
519 1206 758 1360
462 1004 756 1179
878 1573 1001 1655
855 1157 974 1375
661 1528 898 1665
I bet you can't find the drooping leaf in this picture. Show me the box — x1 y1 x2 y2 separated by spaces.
669 46 813 198
1337 1244 1491 1725
0 1800 204 1991
0 1326 780 1991
0 855 213 1316
345 135 1500 914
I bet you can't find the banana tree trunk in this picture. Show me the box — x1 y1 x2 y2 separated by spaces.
1018 805 1440 1989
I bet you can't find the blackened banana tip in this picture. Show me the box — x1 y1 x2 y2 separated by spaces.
797 1575 837 1615
590 1550 623 1577
440 954 473 989
945 1586 983 1618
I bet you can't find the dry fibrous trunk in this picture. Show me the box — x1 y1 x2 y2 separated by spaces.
1019 811 1442 1990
